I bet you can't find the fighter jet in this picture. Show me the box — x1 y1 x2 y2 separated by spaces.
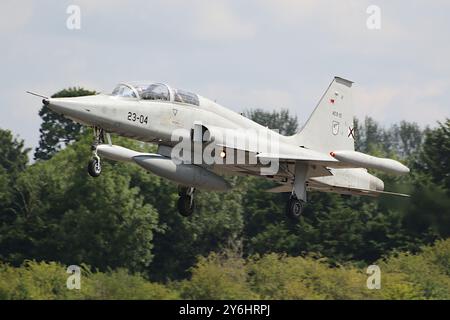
27 77 409 219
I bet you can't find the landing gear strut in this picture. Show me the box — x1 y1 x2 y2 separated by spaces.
87 127 105 178
286 194 305 220
177 186 195 217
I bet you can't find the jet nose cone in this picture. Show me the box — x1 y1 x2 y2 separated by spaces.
46 97 92 124
46 98 75 113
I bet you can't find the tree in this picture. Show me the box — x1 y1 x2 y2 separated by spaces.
357 117 383 153
147 177 245 281
0 129 29 229
241 113 439 264
355 117 424 160
0 133 159 272
34 88 96 161
415 119 450 190
0 129 29 177
389 121 423 159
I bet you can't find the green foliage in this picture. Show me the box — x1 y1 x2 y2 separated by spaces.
0 167 11 206
0 261 178 300
378 239 450 299
415 119 450 190
179 252 257 300
0 129 29 177
354 117 423 159
0 129 30 252
148 178 245 281
1 238 449 299
82 269 179 299
34 88 96 160
0 261 75 300
248 253 376 300
402 176 450 238
0 133 159 272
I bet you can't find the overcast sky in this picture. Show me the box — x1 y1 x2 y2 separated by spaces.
1 0 449 152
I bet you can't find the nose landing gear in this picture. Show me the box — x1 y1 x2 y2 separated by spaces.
177 186 196 217
87 127 106 178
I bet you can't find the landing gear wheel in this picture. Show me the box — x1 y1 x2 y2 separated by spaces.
177 196 195 217
177 186 195 217
286 196 305 220
88 157 102 178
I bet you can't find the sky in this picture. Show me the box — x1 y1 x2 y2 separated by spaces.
0 0 449 152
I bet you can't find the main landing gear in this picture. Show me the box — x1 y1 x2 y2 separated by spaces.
178 186 196 217
286 194 306 220
286 163 308 220
87 127 105 178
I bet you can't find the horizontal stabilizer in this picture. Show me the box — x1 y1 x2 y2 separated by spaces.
309 183 410 198
267 182 410 197
370 190 410 197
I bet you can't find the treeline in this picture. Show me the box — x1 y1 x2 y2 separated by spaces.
1 239 449 300
0 87 449 297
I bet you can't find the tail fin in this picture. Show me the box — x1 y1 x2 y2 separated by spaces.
289 77 355 153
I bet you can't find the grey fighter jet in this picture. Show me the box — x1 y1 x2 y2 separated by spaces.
27 77 409 219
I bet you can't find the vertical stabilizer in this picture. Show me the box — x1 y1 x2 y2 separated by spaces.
289 77 355 153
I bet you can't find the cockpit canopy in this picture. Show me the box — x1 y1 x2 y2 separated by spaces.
111 82 199 106
111 84 137 98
